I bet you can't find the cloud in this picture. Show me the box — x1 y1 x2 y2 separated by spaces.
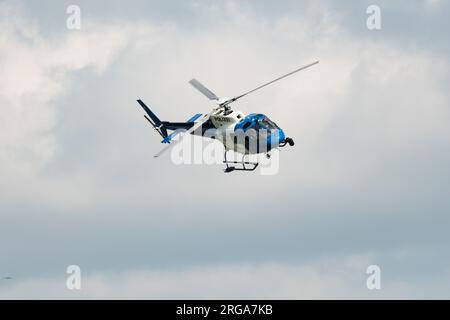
0 255 418 299
1 1 450 299
0 4 154 209
2 1 449 209
426 0 444 8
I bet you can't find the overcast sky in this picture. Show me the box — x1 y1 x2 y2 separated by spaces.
1 0 450 299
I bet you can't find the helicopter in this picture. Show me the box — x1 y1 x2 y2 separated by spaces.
136 60 319 172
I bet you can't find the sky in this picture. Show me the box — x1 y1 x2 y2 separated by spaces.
0 0 450 299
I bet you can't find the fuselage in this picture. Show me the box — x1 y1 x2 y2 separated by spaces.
197 107 285 155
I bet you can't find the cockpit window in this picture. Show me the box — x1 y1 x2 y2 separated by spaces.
260 117 278 129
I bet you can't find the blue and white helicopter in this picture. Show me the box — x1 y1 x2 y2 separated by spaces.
136 61 319 172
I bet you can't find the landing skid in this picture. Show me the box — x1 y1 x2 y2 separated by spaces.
223 150 259 173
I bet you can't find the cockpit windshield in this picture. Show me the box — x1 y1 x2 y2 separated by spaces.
259 117 278 130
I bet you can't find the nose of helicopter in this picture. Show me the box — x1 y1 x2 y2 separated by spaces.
278 128 285 145
266 128 285 150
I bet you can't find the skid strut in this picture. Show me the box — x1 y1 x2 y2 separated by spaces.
223 150 259 173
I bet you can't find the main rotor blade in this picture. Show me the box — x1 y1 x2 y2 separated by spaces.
154 113 212 158
189 79 219 101
223 60 319 105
